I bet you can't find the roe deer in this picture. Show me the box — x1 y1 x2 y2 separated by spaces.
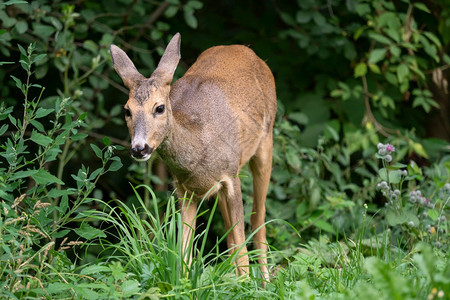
110 33 277 284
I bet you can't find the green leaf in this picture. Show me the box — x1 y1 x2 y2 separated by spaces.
368 63 381 74
296 11 312 24
388 170 402 184
368 48 387 64
183 8 197 29
427 209 439 221
286 149 301 170
386 209 419 226
32 169 64 185
0 124 8 136
30 119 45 132
4 0 28 5
90 143 103 159
32 24 55 39
354 62 367 78
368 32 392 45
15 20 28 34
74 223 107 240
413 2 430 13
83 40 98 53
108 158 122 172
9 169 38 181
390 45 401 57
35 107 53 119
80 265 111 275
30 131 52 146
313 219 335 234
397 64 409 83
52 229 70 238
121 280 141 297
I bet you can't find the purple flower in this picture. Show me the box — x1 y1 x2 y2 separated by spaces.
386 144 395 152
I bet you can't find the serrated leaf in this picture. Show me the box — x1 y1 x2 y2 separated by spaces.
74 223 106 240
30 131 52 146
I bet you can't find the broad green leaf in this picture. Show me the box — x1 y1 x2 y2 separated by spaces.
397 64 409 83
15 20 28 34
368 48 387 64
90 143 103 159
354 62 367 78
32 169 64 185
35 107 54 118
74 222 106 240
386 209 419 226
368 32 392 45
368 63 381 74
388 170 402 184
390 45 401 57
9 169 38 181
427 209 439 221
108 159 122 172
313 219 335 234
30 131 52 146
4 0 28 4
296 11 312 24
80 265 111 275
83 40 98 53
30 119 45 132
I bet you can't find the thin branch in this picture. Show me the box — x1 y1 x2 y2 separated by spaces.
361 75 400 137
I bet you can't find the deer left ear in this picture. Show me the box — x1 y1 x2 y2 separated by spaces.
110 45 145 89
151 33 181 85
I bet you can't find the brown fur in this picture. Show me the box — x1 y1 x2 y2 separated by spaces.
110 33 277 285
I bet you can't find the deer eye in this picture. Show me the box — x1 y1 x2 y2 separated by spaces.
124 107 132 118
155 104 165 114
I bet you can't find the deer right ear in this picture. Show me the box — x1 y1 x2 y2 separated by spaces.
151 33 181 85
110 45 145 90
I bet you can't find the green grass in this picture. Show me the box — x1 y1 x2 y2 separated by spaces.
20 185 443 300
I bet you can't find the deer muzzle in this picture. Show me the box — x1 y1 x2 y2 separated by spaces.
131 143 153 161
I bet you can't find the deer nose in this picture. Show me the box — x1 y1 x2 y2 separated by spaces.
131 143 153 159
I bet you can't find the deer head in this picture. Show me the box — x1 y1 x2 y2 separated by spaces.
110 33 181 161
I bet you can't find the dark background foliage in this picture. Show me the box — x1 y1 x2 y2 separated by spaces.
1 0 449 255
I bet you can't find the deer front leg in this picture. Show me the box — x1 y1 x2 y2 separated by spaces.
218 177 249 276
180 196 197 273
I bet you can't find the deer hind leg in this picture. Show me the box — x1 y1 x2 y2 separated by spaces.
249 133 273 285
180 194 197 273
218 176 249 276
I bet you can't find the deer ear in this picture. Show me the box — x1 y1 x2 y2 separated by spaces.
110 44 145 89
151 33 181 85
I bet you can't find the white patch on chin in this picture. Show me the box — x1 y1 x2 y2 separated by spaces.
132 154 151 162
